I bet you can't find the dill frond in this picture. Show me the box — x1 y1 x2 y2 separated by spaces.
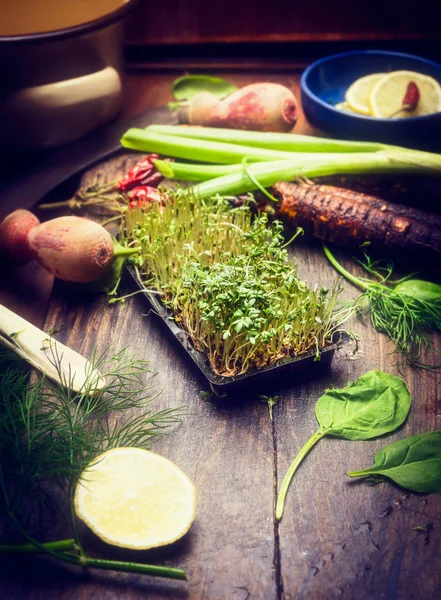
0 346 186 579
324 246 441 369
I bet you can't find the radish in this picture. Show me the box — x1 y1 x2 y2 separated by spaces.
0 209 40 263
182 83 298 132
182 91 220 127
1 211 139 285
28 216 115 283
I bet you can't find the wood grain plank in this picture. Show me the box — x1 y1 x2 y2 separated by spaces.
0 262 53 327
38 268 277 599
276 246 441 600
19 154 278 599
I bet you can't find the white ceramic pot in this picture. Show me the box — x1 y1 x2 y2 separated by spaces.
0 1 138 149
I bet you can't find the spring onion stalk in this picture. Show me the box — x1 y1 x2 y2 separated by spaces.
0 304 105 394
153 159 243 181
154 156 357 182
146 124 391 153
121 129 300 164
190 150 433 199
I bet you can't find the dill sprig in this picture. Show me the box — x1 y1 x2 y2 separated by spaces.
324 246 441 369
122 190 346 376
0 347 186 580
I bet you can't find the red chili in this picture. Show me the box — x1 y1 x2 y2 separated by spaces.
118 154 164 191
127 186 163 209
402 81 420 112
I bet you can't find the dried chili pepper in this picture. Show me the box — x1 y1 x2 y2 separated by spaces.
39 155 169 214
402 81 420 112
127 186 164 209
118 154 164 191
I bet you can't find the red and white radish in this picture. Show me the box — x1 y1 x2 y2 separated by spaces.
185 91 220 126
28 216 115 283
183 83 299 132
0 209 40 263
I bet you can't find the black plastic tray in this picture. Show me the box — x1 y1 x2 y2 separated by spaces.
127 266 336 394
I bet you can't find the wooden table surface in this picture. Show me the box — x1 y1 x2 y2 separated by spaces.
1 66 440 600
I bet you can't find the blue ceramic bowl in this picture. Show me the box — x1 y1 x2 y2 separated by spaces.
301 50 441 151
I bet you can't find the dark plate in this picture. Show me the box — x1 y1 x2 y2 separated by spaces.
301 50 441 151
126 266 336 395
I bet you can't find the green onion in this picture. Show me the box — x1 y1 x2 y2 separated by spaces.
146 124 390 153
153 159 243 181
153 156 360 182
121 129 299 164
190 150 430 199
122 127 441 199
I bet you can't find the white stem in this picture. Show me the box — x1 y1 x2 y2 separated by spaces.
0 304 105 394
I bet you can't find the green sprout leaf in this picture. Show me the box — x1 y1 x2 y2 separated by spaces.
122 190 346 378
259 395 279 421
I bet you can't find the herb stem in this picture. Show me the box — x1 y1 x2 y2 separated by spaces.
2 491 187 580
346 468 376 477
38 199 79 210
276 429 325 521
71 555 188 580
0 539 76 554
241 157 280 203
323 245 369 291
68 482 85 557
113 246 141 258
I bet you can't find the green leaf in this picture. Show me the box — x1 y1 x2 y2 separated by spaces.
347 431 441 493
393 279 441 303
276 370 411 521
315 370 411 440
259 395 279 421
171 75 238 101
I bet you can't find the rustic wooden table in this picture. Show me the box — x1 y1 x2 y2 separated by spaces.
1 67 440 600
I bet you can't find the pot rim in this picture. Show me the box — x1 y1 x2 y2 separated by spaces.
0 0 141 45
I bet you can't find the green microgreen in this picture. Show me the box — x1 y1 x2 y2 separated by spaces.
259 395 279 420
122 189 347 377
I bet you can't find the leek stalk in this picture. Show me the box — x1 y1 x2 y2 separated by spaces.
121 127 441 199
121 129 300 164
153 156 368 182
146 124 390 153
190 150 434 198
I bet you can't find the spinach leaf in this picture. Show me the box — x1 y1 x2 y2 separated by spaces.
171 75 238 102
276 370 411 520
347 431 441 493
393 280 441 303
315 370 411 440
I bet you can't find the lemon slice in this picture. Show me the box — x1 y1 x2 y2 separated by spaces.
370 70 441 118
335 101 360 114
74 447 196 550
345 73 386 115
